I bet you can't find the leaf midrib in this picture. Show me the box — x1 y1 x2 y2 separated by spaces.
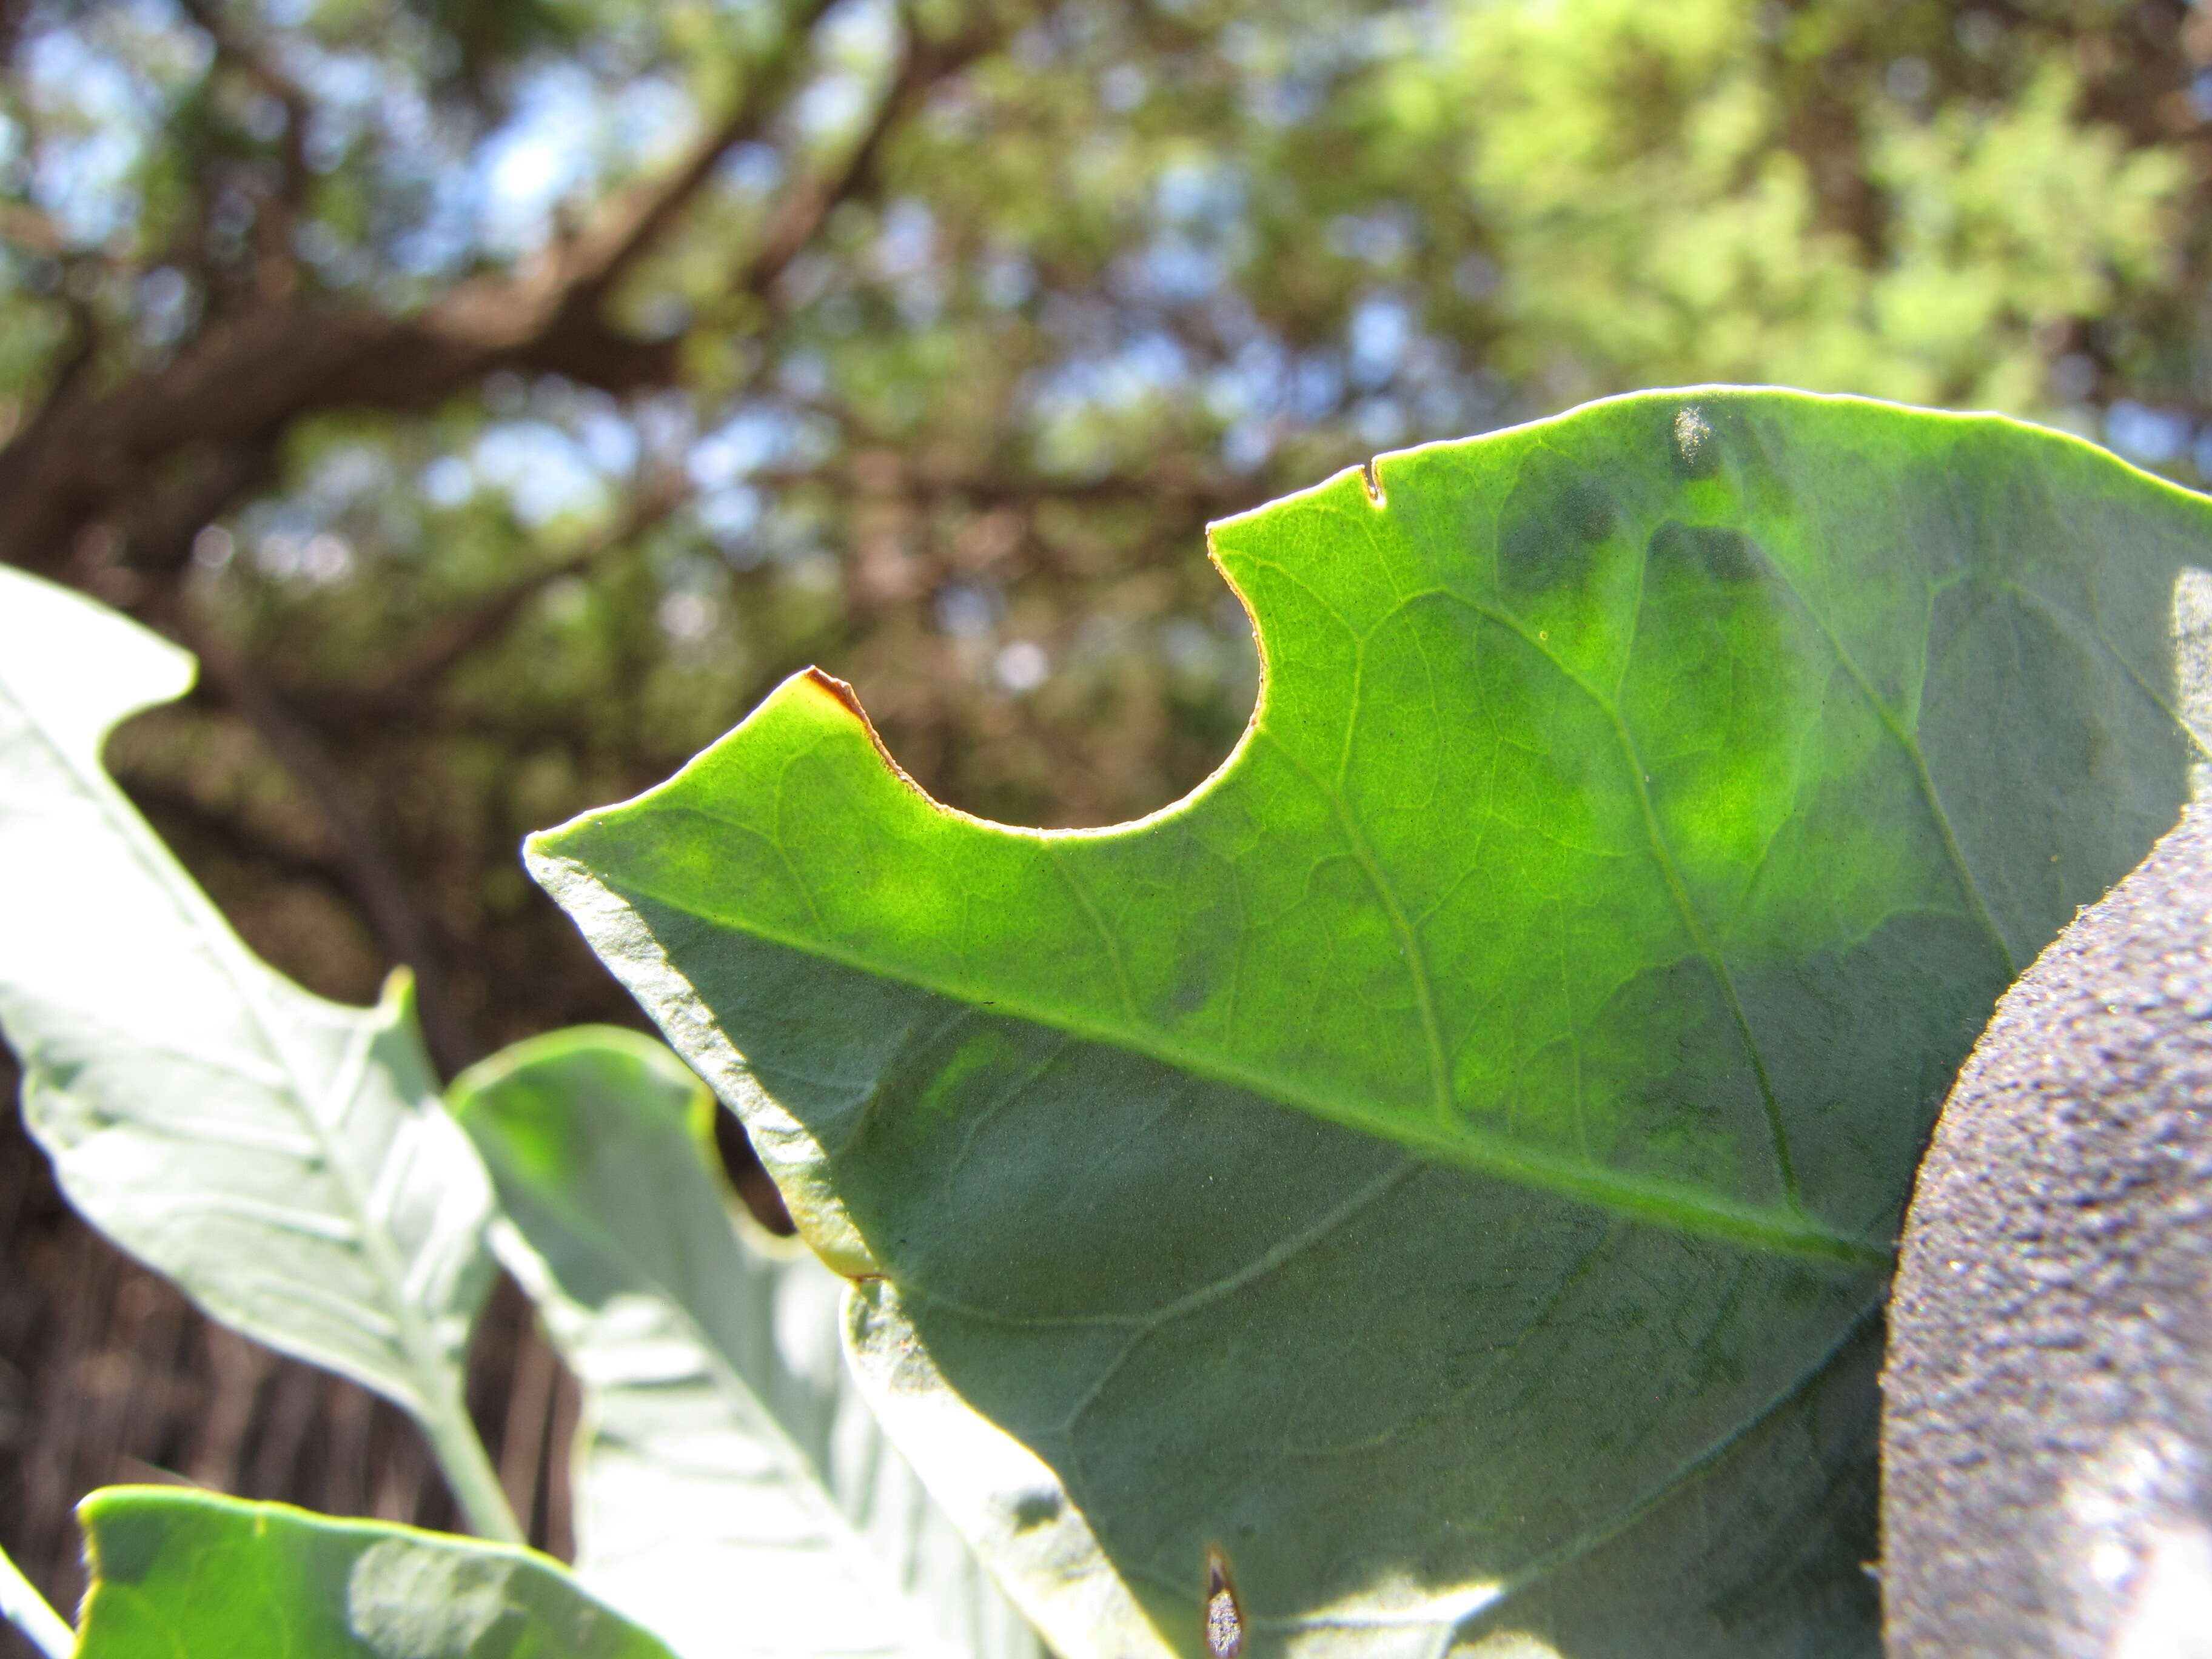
7 677 463 1415
551 849 1888 1268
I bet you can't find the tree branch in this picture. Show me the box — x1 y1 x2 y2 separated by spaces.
176 0 312 202
327 469 691 723
747 460 1256 512
119 440 278 575
0 201 80 261
739 7 1011 302
424 0 841 370
0 1 1011 577
116 774 357 900
557 0 842 307
175 0 312 299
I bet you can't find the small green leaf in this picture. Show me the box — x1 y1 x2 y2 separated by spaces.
451 1026 1048 1659
74 1487 676 1658
528 390 2212 1655
0 567 515 1540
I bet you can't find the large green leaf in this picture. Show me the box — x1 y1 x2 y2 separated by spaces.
525 389 2212 1657
74 1487 676 1658
451 1026 1047 1659
0 566 516 1540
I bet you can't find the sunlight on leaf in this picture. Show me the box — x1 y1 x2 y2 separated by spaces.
452 1026 1047 1659
534 389 2211 1655
74 1488 674 1658
0 567 515 1540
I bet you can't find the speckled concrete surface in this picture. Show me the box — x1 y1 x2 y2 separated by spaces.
1884 805 2212 1657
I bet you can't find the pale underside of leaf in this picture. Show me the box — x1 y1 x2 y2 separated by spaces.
452 1029 1048 1659
0 566 508 1535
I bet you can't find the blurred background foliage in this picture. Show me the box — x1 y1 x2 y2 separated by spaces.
2 0 2207 1061
4 0 2212 1617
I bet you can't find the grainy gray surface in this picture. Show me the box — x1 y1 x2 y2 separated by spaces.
1884 804 2212 1658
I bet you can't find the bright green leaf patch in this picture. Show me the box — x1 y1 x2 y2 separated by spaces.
536 391 2206 1265
528 389 2212 1657
75 1488 677 1659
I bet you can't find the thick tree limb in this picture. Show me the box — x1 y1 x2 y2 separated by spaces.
0 0 1030 578
0 0 861 573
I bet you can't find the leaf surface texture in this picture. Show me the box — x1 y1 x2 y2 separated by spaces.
531 390 2212 1656
0 567 508 1533
75 1488 675 1658
453 1027 1048 1659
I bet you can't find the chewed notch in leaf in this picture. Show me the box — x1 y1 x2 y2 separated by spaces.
533 388 2206 1263
530 388 2212 1657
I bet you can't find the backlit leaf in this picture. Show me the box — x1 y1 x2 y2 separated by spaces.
75 1487 674 1658
0 567 514 1539
452 1026 1048 1659
528 390 2212 1656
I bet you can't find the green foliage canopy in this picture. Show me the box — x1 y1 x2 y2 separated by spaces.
0 0 2204 1074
